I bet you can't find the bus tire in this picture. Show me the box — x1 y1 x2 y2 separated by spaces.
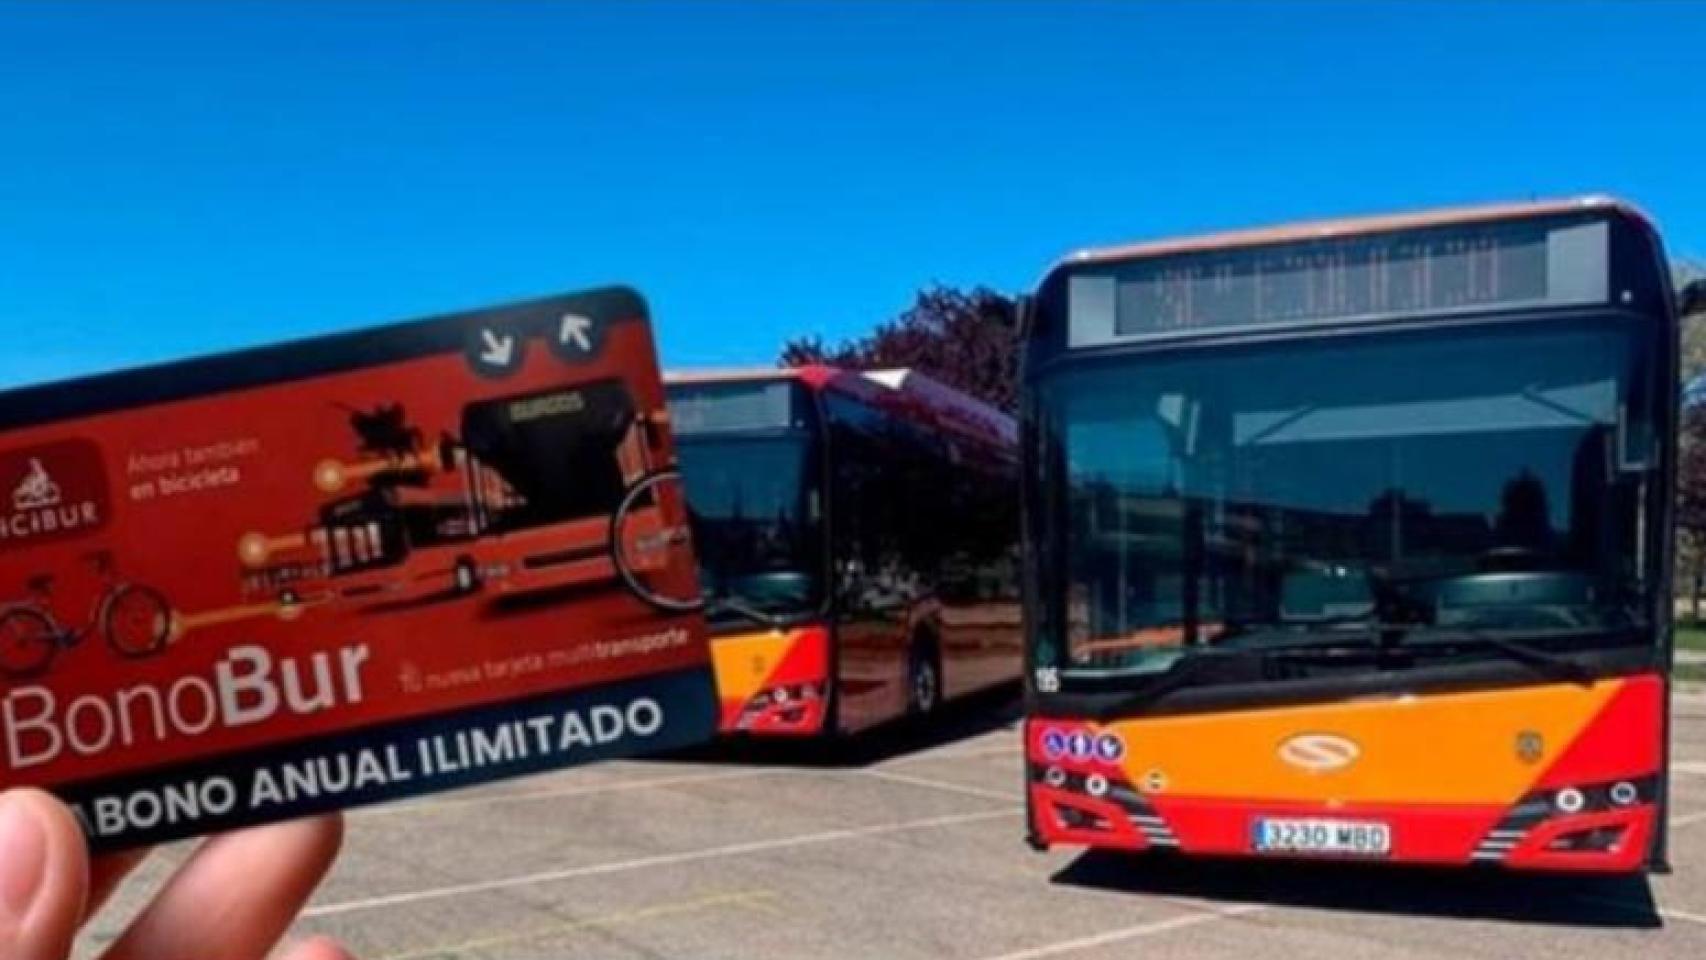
907 628 942 718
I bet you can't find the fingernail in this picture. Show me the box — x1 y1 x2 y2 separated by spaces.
0 793 48 923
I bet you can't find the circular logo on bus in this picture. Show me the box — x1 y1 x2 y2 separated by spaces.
1041 729 1068 759
1516 730 1545 765
1278 733 1360 772
1094 732 1125 763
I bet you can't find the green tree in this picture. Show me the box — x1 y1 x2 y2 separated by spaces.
780 285 1020 413
1674 258 1706 618
1678 258 1706 383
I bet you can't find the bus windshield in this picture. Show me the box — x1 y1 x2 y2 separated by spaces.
677 434 826 625
1032 317 1660 685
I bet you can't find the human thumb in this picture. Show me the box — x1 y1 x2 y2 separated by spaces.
0 790 88 960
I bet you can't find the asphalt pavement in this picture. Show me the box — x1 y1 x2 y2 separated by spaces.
80 685 1706 960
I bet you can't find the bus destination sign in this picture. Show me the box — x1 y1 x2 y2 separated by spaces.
1067 215 1610 347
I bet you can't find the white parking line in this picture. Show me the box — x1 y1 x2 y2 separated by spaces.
1671 809 1706 828
305 807 1022 918
973 904 1267 960
864 769 1021 803
1663 907 1706 927
354 769 773 818
1673 761 1706 777
369 889 780 960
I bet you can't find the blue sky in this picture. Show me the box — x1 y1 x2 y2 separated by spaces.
1 0 1702 389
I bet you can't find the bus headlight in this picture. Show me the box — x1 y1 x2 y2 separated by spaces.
1609 781 1639 807
1044 766 1067 788
1085 773 1109 798
1555 787 1586 814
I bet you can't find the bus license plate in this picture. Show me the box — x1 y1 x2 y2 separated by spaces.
1252 818 1392 857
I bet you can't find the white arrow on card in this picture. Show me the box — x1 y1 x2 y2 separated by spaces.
559 314 594 352
480 329 515 366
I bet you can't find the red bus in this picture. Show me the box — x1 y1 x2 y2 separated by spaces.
1019 198 1680 872
667 367 1022 736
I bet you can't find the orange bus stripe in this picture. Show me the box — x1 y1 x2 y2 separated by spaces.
1099 678 1628 806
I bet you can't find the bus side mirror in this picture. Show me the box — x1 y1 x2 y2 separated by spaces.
1681 279 1706 319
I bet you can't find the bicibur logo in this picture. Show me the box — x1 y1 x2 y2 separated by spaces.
12 458 62 511
0 440 110 548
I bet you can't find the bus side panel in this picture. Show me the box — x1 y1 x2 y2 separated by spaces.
940 601 1024 700
833 612 909 733
818 381 1021 736
1027 674 1664 873
820 388 914 735
929 436 1024 706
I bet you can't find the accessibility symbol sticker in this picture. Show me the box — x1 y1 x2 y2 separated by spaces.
1094 733 1125 763
1041 729 1068 759
1066 731 1093 760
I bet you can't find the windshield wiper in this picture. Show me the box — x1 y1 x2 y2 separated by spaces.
1310 617 1606 685
1091 650 1266 721
1392 626 1601 685
1083 619 1623 720
704 594 785 629
1085 628 1394 720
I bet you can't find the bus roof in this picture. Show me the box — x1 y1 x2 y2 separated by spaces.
666 365 1017 449
1055 195 1656 272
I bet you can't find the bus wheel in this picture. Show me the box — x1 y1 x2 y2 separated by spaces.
907 632 942 717
453 557 480 595
0 607 58 678
103 584 173 659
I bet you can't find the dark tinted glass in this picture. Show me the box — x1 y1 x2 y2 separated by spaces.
824 393 1020 619
460 379 634 528
678 435 825 620
1030 318 1658 683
